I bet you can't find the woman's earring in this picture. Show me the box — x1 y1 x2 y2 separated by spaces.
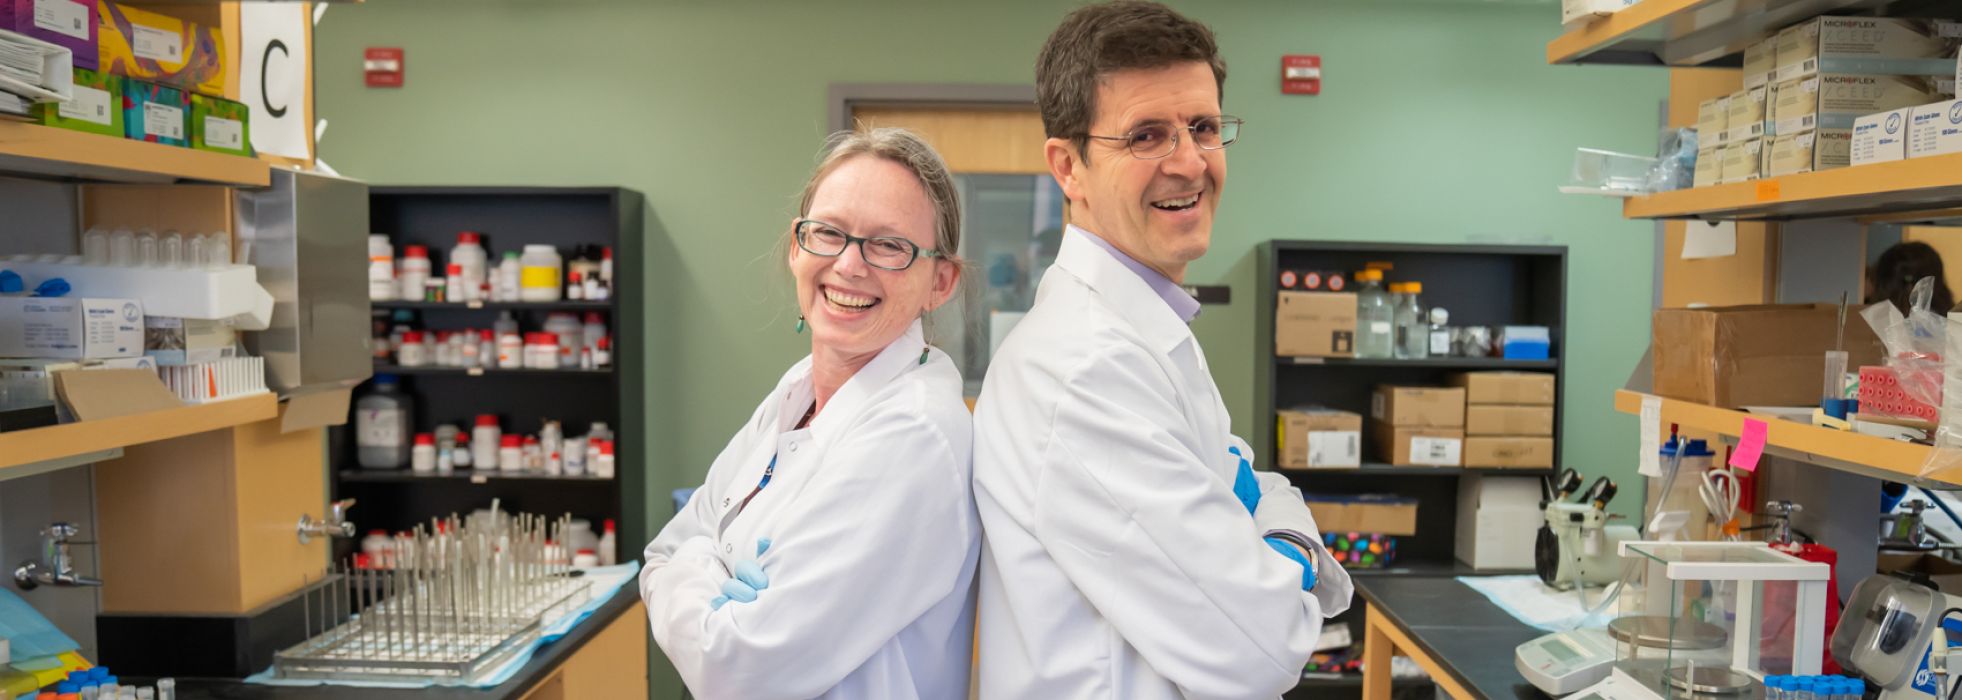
794 315 806 334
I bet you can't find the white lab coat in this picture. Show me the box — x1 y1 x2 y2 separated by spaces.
640 321 979 700
973 232 1352 699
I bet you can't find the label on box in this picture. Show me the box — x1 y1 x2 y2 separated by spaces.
34 0 88 40
58 85 111 126
132 25 183 62
144 102 183 140
1411 437 1462 466
1308 432 1360 468
1909 99 1962 158
203 116 243 150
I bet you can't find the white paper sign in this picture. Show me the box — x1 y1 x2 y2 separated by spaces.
203 116 243 150
240 3 310 160
34 0 88 40
1638 394 1663 477
57 84 110 125
1682 220 1737 259
143 102 183 140
131 25 181 62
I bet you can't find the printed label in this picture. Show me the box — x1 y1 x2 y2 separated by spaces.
1429 331 1450 355
33 0 88 40
356 408 402 448
1410 437 1463 466
56 84 110 125
131 25 183 63
143 101 183 140
1369 321 1392 334
202 116 243 149
520 266 560 290
1307 431 1359 467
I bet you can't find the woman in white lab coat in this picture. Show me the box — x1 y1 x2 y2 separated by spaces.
639 128 976 700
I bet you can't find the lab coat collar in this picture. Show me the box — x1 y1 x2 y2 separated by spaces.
782 319 927 437
1053 230 1194 355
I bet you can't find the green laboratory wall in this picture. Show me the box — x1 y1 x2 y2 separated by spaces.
315 1 1663 694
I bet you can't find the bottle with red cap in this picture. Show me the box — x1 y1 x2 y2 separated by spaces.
498 434 523 472
451 231 488 302
594 439 616 479
444 263 464 304
595 336 612 368
522 435 543 471
524 332 559 369
411 433 436 473
397 244 431 302
397 330 428 367
567 271 585 300
598 518 618 565
471 414 501 469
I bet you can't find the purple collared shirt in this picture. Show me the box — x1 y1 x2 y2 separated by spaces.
1070 225 1200 324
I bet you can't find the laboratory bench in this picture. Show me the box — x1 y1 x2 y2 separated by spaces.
1357 576 1548 700
160 584 646 700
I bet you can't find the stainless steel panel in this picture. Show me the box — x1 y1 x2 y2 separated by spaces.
239 170 372 396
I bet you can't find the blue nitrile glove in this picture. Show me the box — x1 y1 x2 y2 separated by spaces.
709 537 773 610
1266 537 1316 591
1229 446 1260 516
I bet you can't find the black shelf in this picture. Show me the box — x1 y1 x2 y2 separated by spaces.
373 300 612 312
371 364 614 376
1278 357 1558 370
339 470 615 485
1277 462 1557 477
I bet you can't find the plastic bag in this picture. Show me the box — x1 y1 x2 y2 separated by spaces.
1863 277 1947 408
1646 127 1699 193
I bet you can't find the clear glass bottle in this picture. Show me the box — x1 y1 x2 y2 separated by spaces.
355 375 414 469
1353 269 1394 358
1395 281 1428 359
1427 307 1452 358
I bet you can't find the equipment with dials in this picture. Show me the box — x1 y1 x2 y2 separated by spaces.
1832 573 1962 700
1537 469 1640 590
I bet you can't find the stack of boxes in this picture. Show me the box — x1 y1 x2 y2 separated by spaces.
1854 47 1962 164
1452 371 1556 469
1768 17 1957 175
16 0 250 156
1369 385 1465 467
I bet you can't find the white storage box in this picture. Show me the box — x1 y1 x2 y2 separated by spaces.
0 297 143 359
1908 98 1962 158
1455 474 1542 570
0 258 273 328
1853 107 1915 165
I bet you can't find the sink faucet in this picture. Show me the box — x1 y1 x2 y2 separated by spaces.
297 498 357 544
14 522 102 590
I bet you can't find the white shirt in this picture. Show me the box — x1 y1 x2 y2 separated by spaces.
973 233 1352 699
640 321 978 700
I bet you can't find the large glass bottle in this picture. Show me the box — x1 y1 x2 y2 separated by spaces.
1395 281 1429 359
1354 270 1394 359
356 375 414 469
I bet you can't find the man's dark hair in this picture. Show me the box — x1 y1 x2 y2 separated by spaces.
1035 1 1227 157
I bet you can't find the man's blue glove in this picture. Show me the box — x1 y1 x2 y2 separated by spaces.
1229 446 1260 516
1265 537 1317 591
710 537 773 610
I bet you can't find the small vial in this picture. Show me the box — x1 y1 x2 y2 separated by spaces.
204 233 230 268
82 227 109 264
108 228 135 267
136 231 158 267
81 686 98 700
155 679 173 700
186 234 205 269
136 688 152 700
160 231 183 268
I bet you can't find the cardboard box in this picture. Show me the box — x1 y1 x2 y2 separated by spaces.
1652 304 1886 408
143 316 234 366
1305 495 1419 537
96 0 225 96
1908 97 1962 158
31 66 119 137
1466 404 1555 436
1276 409 1362 470
1743 37 1777 90
1696 96 1731 146
1720 138 1764 183
0 0 95 70
1371 424 1463 467
1773 17 1962 84
1464 436 1555 469
1726 88 1768 143
1880 552 1962 594
1771 73 1950 136
122 77 186 146
1767 128 1851 177
190 92 249 156
1455 475 1542 570
1448 371 1556 405
1692 146 1722 188
1371 386 1465 427
1853 106 1915 165
0 297 143 359
1276 291 1356 358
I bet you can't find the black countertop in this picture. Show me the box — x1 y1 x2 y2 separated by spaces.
1356 576 1553 700
168 583 641 700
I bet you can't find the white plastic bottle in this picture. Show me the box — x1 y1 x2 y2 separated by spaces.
598 519 617 566
494 310 520 339
498 435 523 472
478 330 498 367
594 336 612 368
1427 307 1452 357
1395 281 1429 359
411 433 435 473
450 231 488 302
497 251 522 302
564 436 587 476
472 414 501 470
546 313 582 367
368 235 395 301
583 312 607 355
519 245 563 302
398 245 432 302
1353 269 1394 358
594 439 616 479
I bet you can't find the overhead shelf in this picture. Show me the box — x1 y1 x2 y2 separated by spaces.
1622 152 1962 221
0 394 279 474
1546 0 1886 66
1611 390 1952 486
1279 357 1558 370
0 121 271 187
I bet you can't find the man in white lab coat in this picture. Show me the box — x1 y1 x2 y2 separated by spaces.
973 2 1353 698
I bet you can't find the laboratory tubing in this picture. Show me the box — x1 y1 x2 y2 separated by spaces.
1353 269 1394 358
595 439 616 479
519 245 563 302
411 433 436 473
497 250 522 301
499 434 523 472
451 231 488 302
1396 282 1428 359
356 376 414 469
472 414 502 469
599 518 617 565
368 234 395 300
398 245 432 301
567 271 585 300
397 331 429 367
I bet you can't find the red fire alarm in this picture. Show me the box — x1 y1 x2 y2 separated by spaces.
1282 55 1321 95
364 47 404 88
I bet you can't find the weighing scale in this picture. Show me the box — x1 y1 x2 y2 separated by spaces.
1516 616 1731 694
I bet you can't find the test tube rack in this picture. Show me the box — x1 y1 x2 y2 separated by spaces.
272 508 591 682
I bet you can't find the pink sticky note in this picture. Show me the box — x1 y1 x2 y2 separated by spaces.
1730 418 1768 472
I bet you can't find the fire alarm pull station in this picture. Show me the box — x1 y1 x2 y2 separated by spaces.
365 48 404 88
1282 55 1320 95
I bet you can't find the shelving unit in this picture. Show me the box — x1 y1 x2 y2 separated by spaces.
1611 390 1953 487
0 121 270 186
1545 0 1884 67
0 394 278 473
335 186 646 563
1256 240 1567 574
1622 152 1962 222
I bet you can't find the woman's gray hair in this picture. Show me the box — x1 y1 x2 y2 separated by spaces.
797 127 964 266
